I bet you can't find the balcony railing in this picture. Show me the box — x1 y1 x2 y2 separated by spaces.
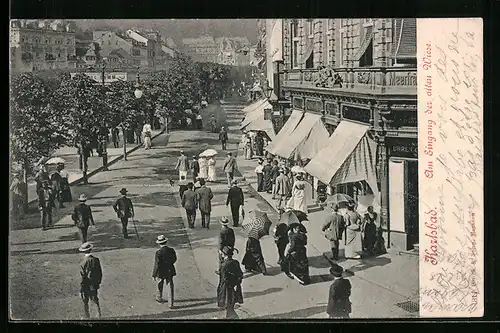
282 66 417 95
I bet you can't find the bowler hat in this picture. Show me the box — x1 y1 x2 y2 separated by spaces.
156 235 168 244
329 264 344 277
220 217 230 225
231 179 238 185
78 242 93 252
119 188 128 194
78 194 88 202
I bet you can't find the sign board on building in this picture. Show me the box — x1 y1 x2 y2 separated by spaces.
388 138 418 159
341 105 371 124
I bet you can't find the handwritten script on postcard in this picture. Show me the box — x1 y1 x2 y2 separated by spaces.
418 18 483 317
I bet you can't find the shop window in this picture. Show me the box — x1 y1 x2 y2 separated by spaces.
305 51 314 69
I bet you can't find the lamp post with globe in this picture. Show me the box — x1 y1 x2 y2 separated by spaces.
123 71 143 161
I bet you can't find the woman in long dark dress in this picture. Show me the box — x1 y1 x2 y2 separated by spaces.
362 206 377 255
262 159 273 193
285 223 310 285
242 237 267 275
217 246 244 319
57 163 72 203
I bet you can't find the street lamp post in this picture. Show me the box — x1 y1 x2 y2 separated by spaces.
123 70 143 161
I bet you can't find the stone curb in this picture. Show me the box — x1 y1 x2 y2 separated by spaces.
27 129 166 205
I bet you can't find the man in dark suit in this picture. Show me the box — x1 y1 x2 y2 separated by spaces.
326 265 352 318
190 156 200 182
226 179 244 227
217 217 235 272
274 168 291 217
219 126 228 150
195 179 213 229
181 182 197 228
152 235 177 307
321 204 346 261
270 160 280 199
112 188 134 238
178 175 189 198
79 242 102 319
223 152 237 188
72 194 96 244
38 180 56 230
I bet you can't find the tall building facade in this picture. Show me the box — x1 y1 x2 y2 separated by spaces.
277 18 417 250
181 36 219 63
10 19 77 72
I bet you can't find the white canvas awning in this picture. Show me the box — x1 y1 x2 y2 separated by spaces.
240 100 273 129
266 109 304 155
244 114 276 139
272 113 329 160
304 120 379 194
241 98 266 114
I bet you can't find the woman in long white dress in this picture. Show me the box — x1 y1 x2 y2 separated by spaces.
198 156 208 180
290 174 307 213
344 203 363 259
207 156 217 182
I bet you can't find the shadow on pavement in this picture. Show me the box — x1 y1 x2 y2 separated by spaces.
344 256 392 274
250 304 327 319
113 307 222 320
308 274 335 285
176 287 283 305
308 255 335 269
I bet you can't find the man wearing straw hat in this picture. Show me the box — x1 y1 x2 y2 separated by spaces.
79 242 102 319
152 235 177 307
112 188 135 239
217 217 235 272
72 194 96 244
326 264 352 318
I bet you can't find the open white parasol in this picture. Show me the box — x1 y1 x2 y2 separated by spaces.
200 149 218 157
45 157 66 165
291 165 305 173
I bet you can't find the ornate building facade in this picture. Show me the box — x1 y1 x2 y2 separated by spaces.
280 18 417 250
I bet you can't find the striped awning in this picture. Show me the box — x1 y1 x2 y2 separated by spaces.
272 113 329 160
393 18 417 59
304 120 379 194
266 109 304 155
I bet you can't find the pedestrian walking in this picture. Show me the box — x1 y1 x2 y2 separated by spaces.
178 174 189 196
196 113 203 130
284 223 310 285
198 156 208 180
190 156 200 182
10 173 24 219
217 218 235 271
181 182 197 228
226 180 244 227
207 156 217 182
242 236 267 275
244 134 252 160
112 188 135 239
361 206 377 256
79 242 102 319
274 168 291 215
217 246 244 319
72 194 96 244
135 125 142 145
322 204 345 261
344 203 362 259
38 180 56 230
255 158 264 192
326 264 352 318
262 159 273 193
195 179 213 229
270 160 280 199
287 174 307 213
100 137 108 171
175 150 189 181
223 152 237 188
152 235 177 307
143 122 152 150
219 127 228 150
112 127 120 148
35 164 50 194
254 132 264 157
273 222 289 266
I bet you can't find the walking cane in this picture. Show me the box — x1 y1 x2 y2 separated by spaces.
132 219 141 240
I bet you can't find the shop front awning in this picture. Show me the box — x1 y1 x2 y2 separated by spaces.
241 98 266 114
272 113 329 160
266 109 304 155
304 120 379 194
240 100 272 129
244 114 276 139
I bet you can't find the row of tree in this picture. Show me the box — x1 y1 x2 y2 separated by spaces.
10 54 251 188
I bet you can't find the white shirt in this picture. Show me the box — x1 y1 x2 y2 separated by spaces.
255 165 264 174
142 124 152 134
59 170 69 179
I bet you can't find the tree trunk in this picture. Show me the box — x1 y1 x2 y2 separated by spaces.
22 156 29 213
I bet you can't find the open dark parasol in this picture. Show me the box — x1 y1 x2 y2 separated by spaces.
242 210 272 240
279 210 308 225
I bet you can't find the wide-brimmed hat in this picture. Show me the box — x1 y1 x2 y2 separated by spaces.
221 246 234 256
119 188 128 194
330 264 344 277
220 217 230 225
78 242 93 252
156 235 168 244
78 194 88 202
231 179 238 185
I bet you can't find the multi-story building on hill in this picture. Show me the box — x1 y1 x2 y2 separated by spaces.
9 19 77 72
181 35 219 63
